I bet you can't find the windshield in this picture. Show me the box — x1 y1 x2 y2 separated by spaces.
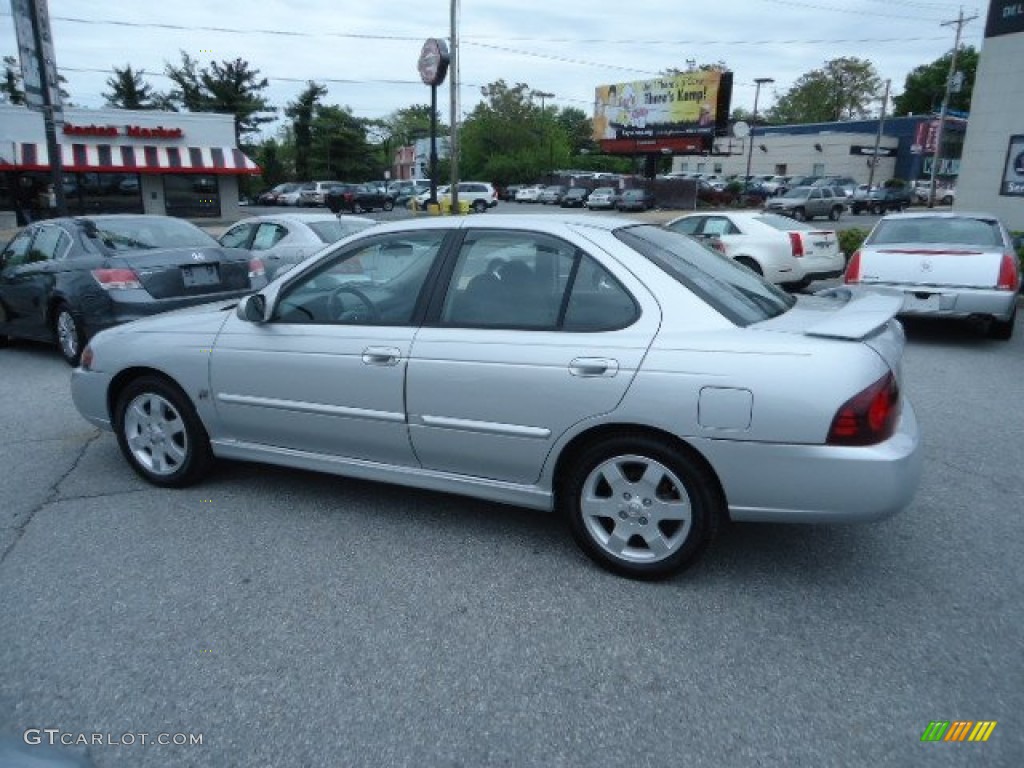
781 186 813 199
868 217 1004 247
615 225 795 326
87 217 217 251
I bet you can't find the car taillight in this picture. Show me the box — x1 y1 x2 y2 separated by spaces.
248 258 266 279
827 371 901 446
788 232 804 257
844 250 862 283
91 268 142 290
996 252 1019 291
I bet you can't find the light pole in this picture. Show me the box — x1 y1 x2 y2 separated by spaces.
744 77 774 184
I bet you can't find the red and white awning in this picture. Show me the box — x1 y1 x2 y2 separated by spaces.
0 142 260 175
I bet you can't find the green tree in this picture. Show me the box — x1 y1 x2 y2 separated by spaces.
892 46 978 116
556 107 597 155
254 137 287 187
310 104 374 180
102 65 168 110
284 81 327 181
164 51 276 142
384 104 445 146
767 57 882 124
459 80 570 184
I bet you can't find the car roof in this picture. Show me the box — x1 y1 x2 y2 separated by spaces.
233 213 376 225
878 211 1001 222
359 213 632 237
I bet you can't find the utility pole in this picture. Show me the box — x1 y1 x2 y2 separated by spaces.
744 77 773 183
449 0 460 214
867 79 890 191
927 7 977 208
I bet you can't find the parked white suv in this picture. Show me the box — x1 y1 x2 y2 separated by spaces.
298 180 342 207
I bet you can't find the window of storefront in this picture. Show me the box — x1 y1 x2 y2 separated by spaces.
65 173 144 215
164 174 221 218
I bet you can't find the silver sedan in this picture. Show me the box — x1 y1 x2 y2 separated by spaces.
71 215 922 579
845 211 1020 340
220 213 376 279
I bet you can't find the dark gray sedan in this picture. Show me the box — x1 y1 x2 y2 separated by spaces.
0 215 267 365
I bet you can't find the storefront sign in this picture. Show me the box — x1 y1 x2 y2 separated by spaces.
1000 134 1024 196
985 1 1024 38
62 123 185 139
11 0 63 120
849 145 899 157
911 120 940 154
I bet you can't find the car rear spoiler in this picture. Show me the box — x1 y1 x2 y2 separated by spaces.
805 288 903 340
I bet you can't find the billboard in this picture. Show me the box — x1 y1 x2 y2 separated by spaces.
593 71 731 146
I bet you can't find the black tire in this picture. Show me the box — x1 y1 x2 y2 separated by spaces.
829 206 842 221
114 375 214 488
792 207 806 221
472 200 487 214
383 199 394 212
989 308 1016 341
559 434 721 579
352 202 364 214
53 303 85 366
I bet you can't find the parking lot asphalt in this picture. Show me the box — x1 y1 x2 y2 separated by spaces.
1 282 1022 764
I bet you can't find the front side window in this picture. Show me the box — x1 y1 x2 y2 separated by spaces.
273 230 448 326
252 223 288 250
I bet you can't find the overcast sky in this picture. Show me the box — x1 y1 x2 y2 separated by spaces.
2 0 987 135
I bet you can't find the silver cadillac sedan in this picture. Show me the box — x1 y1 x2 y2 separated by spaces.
71 215 922 579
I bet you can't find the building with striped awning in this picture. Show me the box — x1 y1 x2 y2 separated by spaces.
1 104 261 224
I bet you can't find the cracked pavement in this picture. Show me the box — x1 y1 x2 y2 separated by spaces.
1 311 1023 767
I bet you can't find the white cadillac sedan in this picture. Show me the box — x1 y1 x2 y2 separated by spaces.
664 211 845 288
845 212 1020 340
71 216 922 579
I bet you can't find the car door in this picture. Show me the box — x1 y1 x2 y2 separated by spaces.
406 229 659 485
0 228 38 334
0 224 70 338
209 228 451 465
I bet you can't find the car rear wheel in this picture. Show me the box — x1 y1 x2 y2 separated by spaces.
54 303 85 366
560 434 721 579
734 256 763 276
383 200 394 212
115 376 214 488
829 206 842 221
989 308 1016 341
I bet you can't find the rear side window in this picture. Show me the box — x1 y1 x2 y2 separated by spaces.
615 225 795 326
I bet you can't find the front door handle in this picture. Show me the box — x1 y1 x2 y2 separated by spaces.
362 346 401 366
569 357 619 377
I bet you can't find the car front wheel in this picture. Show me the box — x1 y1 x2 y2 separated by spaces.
114 375 214 488
559 434 721 579
792 207 806 221
383 199 394 212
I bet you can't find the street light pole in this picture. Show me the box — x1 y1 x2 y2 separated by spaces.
744 77 774 184
533 90 555 172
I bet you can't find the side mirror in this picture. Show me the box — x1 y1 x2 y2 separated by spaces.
236 293 267 323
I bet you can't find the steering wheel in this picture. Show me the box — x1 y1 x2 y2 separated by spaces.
326 284 380 323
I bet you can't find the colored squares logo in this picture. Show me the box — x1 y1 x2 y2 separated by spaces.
921 721 997 742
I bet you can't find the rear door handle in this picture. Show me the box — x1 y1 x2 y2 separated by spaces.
362 346 401 366
569 357 619 377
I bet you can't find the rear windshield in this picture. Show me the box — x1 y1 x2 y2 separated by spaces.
86 217 216 251
308 219 377 243
615 225 795 326
754 213 814 232
868 217 1004 247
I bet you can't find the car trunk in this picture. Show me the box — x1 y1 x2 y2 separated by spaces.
858 245 1005 289
117 246 253 299
756 291 906 381
797 229 840 260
